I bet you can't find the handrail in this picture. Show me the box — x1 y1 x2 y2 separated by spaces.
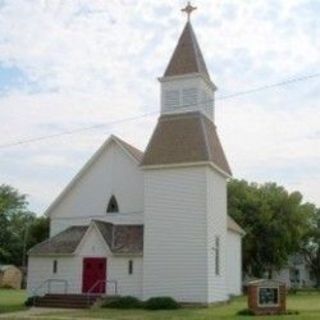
32 279 69 303
86 279 118 305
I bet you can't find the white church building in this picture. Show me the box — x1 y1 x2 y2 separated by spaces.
27 11 245 305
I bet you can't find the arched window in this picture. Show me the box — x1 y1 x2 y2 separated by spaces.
107 195 119 213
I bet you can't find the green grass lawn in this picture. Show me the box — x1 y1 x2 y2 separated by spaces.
0 289 27 314
33 294 320 320
2 292 320 319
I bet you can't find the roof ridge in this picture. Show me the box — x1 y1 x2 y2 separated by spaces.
111 135 144 162
188 22 202 75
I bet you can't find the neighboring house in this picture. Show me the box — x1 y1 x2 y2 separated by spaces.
27 14 245 304
272 255 315 288
0 265 23 289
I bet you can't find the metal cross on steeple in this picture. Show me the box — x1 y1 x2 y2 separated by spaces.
181 2 197 21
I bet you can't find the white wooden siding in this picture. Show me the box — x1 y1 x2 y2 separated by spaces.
226 230 242 296
109 257 143 298
27 226 143 298
143 167 209 303
49 141 144 236
27 256 83 296
206 168 228 302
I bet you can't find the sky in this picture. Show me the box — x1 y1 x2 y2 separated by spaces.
0 0 319 214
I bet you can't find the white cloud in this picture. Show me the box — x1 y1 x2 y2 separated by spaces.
0 0 319 212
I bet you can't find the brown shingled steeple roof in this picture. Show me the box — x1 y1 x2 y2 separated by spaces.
141 112 232 176
164 21 210 79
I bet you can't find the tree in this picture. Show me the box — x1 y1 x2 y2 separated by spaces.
302 208 320 287
28 216 50 249
0 184 29 264
228 179 314 278
0 184 49 266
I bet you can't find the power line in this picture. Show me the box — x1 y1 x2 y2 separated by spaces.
216 73 320 100
0 113 155 149
0 72 319 150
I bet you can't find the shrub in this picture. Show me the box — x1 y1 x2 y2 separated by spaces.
144 297 180 310
285 310 300 315
24 296 38 307
102 296 143 309
236 309 300 316
236 308 255 316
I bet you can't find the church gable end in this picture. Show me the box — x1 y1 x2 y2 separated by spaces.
46 136 144 221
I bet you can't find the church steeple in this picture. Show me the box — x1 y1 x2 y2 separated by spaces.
164 21 210 80
159 8 216 122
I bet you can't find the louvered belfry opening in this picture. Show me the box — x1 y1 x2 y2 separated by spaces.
107 195 119 213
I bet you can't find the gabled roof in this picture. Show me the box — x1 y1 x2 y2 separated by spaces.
28 221 143 256
28 226 89 256
164 21 210 79
94 220 143 255
141 112 232 176
45 135 143 217
112 135 144 162
28 216 241 256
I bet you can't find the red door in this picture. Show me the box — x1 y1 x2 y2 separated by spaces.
82 258 107 294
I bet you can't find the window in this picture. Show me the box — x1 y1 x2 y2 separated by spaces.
290 268 300 284
215 236 220 276
128 260 133 275
182 88 197 107
53 260 58 274
164 90 179 109
258 287 279 306
107 195 119 213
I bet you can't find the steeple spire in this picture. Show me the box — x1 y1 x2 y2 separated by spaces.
163 20 210 80
159 4 216 122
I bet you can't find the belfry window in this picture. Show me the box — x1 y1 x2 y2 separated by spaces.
107 195 119 213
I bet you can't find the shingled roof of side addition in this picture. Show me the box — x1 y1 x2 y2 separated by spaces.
28 221 143 256
94 220 143 255
28 226 89 256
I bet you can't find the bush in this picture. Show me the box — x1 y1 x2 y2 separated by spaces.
102 296 143 309
285 310 300 315
101 295 180 310
24 296 38 307
236 309 299 316
144 297 180 310
237 309 255 316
